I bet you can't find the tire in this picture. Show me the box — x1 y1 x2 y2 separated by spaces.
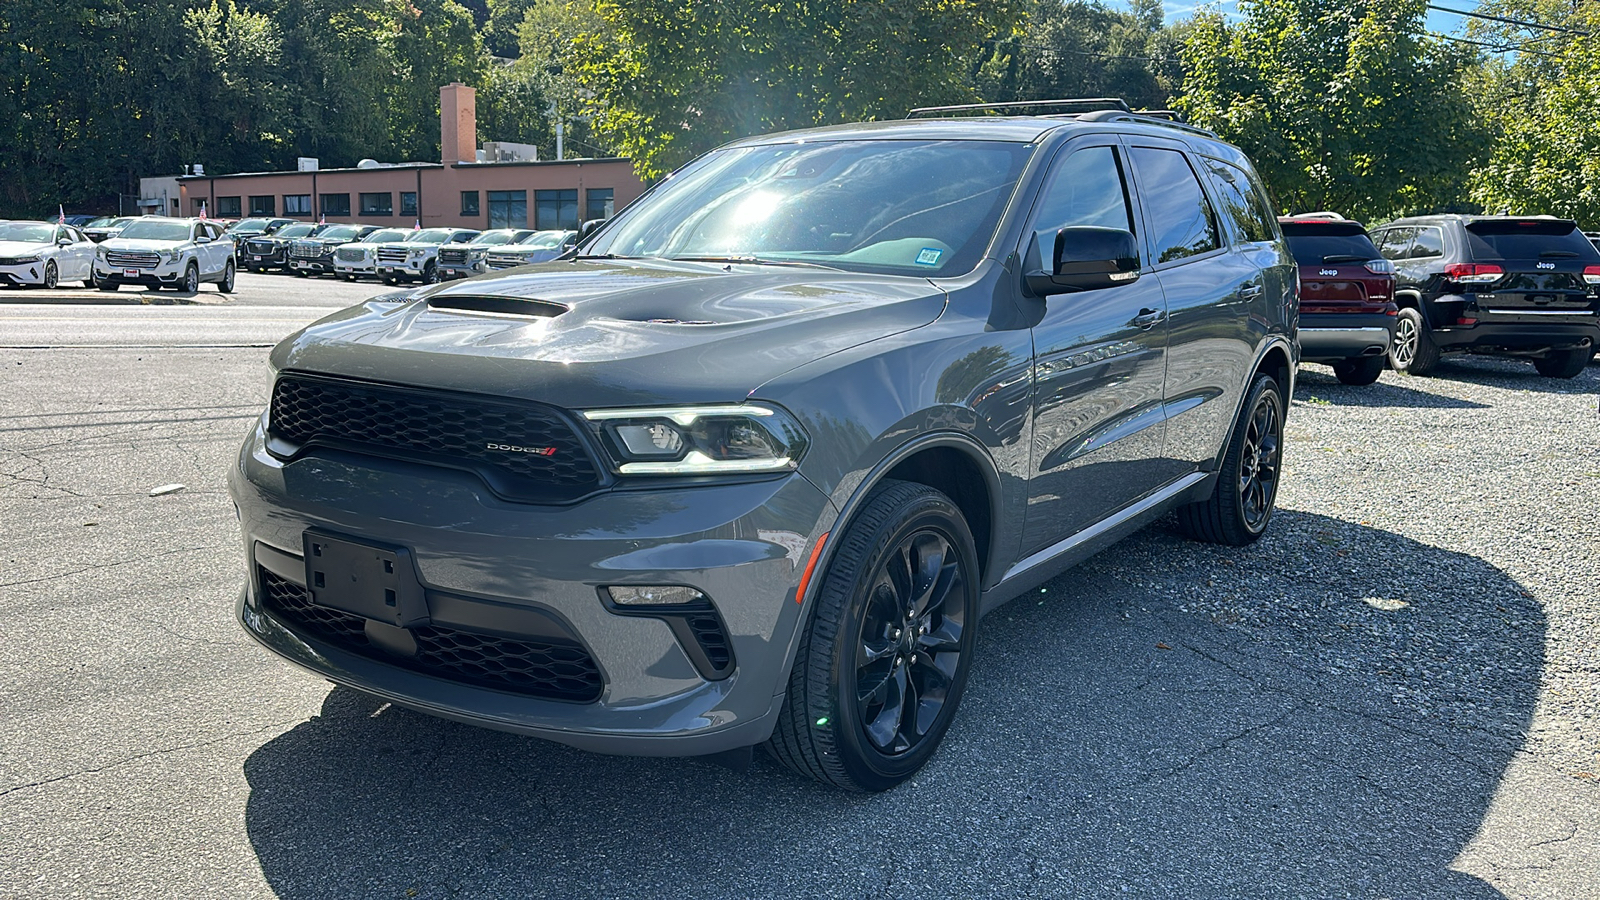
181 262 199 293
422 261 439 284
767 480 980 792
1177 373 1285 546
41 261 58 289
83 268 97 288
1388 307 1439 375
294 268 308 278
344 274 356 282
1331 355 1385 386
98 280 118 292
1532 348 1591 379
217 259 235 293
246 265 259 273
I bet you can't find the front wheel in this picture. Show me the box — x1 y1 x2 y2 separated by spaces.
422 261 439 284
1177 373 1284 546
1331 355 1385 386
41 261 58 289
217 259 236 293
181 262 199 293
768 480 979 792
1532 348 1592 378
1388 307 1439 375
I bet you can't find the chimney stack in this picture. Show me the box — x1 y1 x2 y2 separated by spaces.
440 83 477 165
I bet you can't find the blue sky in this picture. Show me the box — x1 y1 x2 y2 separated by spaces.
1104 0 1470 34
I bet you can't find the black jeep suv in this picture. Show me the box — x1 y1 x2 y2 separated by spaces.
1369 215 1600 377
229 102 1298 792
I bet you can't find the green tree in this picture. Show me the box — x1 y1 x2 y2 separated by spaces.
570 0 1025 180
976 0 1182 110
1177 0 1487 221
383 0 490 161
1466 1 1600 227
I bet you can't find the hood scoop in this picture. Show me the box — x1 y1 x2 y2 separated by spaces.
426 294 568 319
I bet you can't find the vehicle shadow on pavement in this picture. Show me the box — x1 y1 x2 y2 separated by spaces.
242 510 1538 899
1293 367 1491 409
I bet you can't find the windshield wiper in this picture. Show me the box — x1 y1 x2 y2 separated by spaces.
666 255 839 269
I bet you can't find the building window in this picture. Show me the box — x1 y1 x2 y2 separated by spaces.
249 195 276 216
487 190 527 229
401 192 418 218
360 192 393 217
461 191 480 217
536 189 579 230
320 193 350 218
284 194 312 216
585 188 614 222
214 196 242 217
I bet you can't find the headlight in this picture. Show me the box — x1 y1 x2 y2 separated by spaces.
14 255 41 264
580 404 808 475
409 249 425 259
162 248 180 261
96 247 106 260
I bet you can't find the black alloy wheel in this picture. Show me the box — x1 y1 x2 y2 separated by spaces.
182 262 199 293
768 479 979 792
1177 373 1284 545
41 261 58 289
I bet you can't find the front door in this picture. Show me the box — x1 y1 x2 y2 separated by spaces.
1020 141 1172 556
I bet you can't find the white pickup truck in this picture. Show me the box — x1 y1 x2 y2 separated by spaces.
374 227 480 284
95 217 236 292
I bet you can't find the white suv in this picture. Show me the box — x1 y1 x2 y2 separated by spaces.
96 217 236 293
374 227 479 284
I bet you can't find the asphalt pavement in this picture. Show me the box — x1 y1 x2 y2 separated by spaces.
1 276 1596 898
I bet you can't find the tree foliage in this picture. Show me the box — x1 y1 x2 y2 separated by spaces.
1466 1 1600 227
1177 0 1488 221
975 0 1185 110
570 0 1025 180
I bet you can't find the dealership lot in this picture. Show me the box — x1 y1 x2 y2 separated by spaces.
0 284 1596 897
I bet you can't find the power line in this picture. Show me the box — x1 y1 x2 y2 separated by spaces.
1426 4 1592 37
1434 31 1564 58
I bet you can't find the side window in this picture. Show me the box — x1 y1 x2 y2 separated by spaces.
1375 227 1415 260
1411 226 1444 259
1201 158 1263 244
1025 145 1136 270
1130 147 1220 264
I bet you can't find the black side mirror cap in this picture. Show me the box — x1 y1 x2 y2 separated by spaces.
1025 226 1141 295
578 218 608 241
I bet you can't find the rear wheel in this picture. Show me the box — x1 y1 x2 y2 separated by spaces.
1177 373 1284 546
1532 348 1592 379
1388 307 1439 375
768 480 979 792
1331 355 1385 386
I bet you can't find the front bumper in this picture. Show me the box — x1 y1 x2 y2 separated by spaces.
334 259 376 278
244 248 289 268
291 254 337 274
376 259 430 280
94 259 185 286
0 262 46 285
228 419 834 755
1298 312 1395 363
438 260 487 279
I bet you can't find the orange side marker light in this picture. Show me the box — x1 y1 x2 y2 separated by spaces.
794 532 829 604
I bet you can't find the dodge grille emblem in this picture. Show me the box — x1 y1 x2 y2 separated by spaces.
486 442 558 456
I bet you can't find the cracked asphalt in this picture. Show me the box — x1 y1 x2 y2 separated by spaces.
1 277 1597 898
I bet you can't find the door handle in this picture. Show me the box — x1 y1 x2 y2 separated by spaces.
1130 308 1165 329
1240 284 1263 299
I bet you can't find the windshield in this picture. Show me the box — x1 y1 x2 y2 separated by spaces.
587 139 1033 274
117 220 193 242
229 218 272 232
86 217 117 228
406 229 455 245
276 224 315 239
0 223 56 243
517 230 572 249
318 225 362 240
364 229 408 243
470 230 523 245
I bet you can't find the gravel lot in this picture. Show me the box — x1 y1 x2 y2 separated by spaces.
0 338 1596 898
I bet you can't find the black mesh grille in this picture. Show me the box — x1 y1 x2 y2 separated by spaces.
268 374 602 501
257 568 603 703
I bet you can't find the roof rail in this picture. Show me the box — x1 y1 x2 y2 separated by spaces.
906 98 1131 119
1075 109 1219 139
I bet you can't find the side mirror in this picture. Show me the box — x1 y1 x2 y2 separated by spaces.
196 236 212 244
58 237 73 246
578 218 607 241
1025 226 1141 296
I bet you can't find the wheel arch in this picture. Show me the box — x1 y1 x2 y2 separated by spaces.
1207 337 1294 473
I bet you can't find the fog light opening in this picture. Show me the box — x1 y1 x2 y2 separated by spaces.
605 585 708 607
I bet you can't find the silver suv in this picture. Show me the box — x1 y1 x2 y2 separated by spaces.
96 217 236 292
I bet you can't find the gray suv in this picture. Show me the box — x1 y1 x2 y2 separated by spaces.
230 104 1298 792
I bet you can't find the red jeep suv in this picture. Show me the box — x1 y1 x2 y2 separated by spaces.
1279 216 1398 385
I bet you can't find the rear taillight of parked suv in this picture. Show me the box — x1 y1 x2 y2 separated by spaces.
1583 265 1600 285
1363 258 1395 275
1445 263 1504 284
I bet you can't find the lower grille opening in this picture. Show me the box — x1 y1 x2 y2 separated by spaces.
257 568 602 703
683 612 734 674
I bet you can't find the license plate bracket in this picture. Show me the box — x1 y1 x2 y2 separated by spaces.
122 268 138 278
303 530 429 628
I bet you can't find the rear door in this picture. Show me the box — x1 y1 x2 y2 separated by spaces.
1461 220 1600 319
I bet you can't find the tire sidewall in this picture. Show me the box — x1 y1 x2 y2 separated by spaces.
1226 376 1284 538
820 491 980 790
183 262 198 292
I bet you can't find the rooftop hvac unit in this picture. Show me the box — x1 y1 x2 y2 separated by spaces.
297 157 320 171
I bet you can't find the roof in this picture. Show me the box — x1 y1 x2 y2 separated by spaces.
726 114 1230 149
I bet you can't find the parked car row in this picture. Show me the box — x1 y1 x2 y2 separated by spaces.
1279 213 1600 380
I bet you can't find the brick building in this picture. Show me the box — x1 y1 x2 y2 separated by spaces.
175 84 646 230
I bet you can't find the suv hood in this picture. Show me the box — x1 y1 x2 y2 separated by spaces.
273 258 947 407
100 237 186 251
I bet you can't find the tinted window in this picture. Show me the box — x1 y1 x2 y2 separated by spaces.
1410 227 1444 258
1464 221 1600 260
1204 159 1273 243
1278 222 1380 265
1130 147 1219 263
1374 227 1415 260
1026 145 1136 269
590 140 1033 276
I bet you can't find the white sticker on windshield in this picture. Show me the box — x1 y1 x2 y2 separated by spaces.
915 248 943 266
